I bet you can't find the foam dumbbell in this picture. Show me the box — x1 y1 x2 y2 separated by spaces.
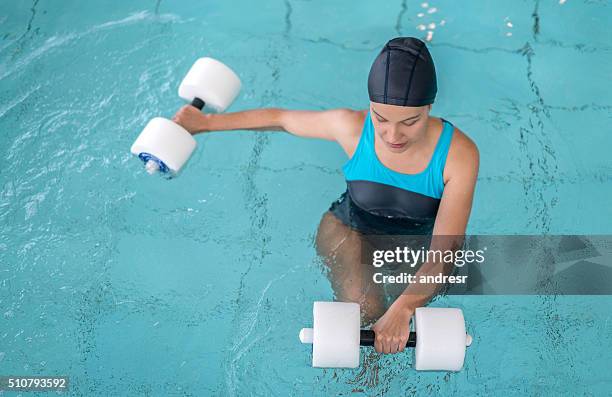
299 301 472 370
131 57 241 175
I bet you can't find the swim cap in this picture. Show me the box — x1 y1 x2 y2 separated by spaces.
368 37 437 107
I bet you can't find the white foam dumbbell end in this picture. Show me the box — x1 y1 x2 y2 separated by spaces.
312 302 360 368
299 328 314 344
130 117 196 174
414 307 470 371
178 57 241 112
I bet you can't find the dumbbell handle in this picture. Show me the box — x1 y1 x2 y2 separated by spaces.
360 330 417 348
191 97 205 110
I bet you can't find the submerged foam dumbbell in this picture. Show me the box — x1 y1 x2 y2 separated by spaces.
131 57 241 175
299 302 473 370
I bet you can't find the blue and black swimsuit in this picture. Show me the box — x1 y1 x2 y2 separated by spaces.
329 111 455 235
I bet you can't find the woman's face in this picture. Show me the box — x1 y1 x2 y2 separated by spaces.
370 102 431 154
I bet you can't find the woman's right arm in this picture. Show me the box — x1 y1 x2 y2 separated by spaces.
172 106 363 143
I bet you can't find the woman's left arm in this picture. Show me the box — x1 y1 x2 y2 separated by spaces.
371 130 479 354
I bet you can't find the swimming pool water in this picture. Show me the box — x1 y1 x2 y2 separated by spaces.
1 0 611 395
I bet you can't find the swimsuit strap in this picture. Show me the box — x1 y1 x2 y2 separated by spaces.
428 118 454 196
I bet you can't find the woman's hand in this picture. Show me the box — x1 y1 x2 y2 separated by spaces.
371 298 415 354
172 105 210 134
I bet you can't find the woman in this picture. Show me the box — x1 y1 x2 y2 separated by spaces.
173 37 479 356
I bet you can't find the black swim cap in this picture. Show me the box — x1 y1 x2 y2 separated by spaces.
368 37 437 107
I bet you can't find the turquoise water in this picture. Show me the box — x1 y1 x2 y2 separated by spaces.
1 0 611 395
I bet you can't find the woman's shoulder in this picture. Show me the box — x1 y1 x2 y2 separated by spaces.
325 108 367 135
441 119 479 183
346 109 368 135
334 109 369 157
448 123 478 158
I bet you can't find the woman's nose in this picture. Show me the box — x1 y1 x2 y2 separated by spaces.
388 125 403 141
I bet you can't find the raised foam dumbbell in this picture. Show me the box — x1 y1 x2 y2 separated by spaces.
299 302 472 370
131 57 241 175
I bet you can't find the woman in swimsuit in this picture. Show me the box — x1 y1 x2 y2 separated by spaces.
173 37 479 356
